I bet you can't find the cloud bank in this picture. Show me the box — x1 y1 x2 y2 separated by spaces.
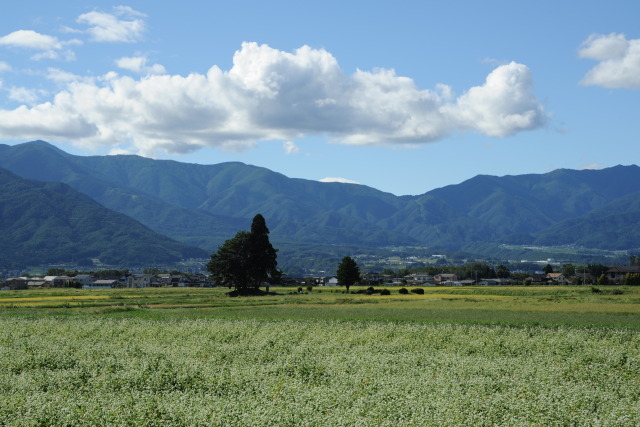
579 33 640 89
0 42 547 155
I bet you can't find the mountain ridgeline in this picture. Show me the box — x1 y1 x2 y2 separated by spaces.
1 140 639 267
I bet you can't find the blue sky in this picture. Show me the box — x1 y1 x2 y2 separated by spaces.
0 1 638 195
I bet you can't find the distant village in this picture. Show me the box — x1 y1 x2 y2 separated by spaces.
3 265 640 291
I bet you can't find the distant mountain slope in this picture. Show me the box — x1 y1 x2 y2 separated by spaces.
1 141 639 257
0 167 206 268
0 141 414 249
533 191 640 249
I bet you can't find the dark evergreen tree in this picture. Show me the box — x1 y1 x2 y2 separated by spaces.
247 214 279 288
336 256 360 293
206 214 279 291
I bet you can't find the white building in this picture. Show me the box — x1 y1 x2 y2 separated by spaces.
324 277 339 286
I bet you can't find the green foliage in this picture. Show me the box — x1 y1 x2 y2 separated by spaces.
336 256 360 292
562 264 576 277
207 215 279 290
0 168 206 268
624 273 640 286
247 214 279 286
544 264 554 274
423 262 496 281
207 231 252 289
461 262 495 280
495 264 511 278
588 264 610 278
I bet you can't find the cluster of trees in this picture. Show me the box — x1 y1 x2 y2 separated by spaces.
381 262 504 282
207 216 365 292
379 262 620 283
45 268 130 279
624 274 640 286
207 214 280 292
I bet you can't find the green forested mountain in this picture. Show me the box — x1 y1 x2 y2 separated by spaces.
0 167 206 268
532 191 640 249
1 141 639 264
0 141 415 249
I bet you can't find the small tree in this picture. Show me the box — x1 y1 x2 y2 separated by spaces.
562 264 576 278
624 273 640 286
495 265 510 279
597 274 609 286
588 264 609 279
336 256 360 293
543 264 554 274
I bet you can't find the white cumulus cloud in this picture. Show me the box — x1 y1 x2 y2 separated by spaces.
0 30 62 50
0 30 79 61
579 33 640 89
0 61 10 72
319 177 361 185
0 30 77 60
7 87 46 105
77 7 146 42
46 68 82 83
115 56 166 75
0 42 547 155
283 141 300 155
449 62 546 137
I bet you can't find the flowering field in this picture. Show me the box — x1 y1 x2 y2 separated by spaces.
1 317 638 426
2 286 640 328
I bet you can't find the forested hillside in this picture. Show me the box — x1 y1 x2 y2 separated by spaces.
2 141 639 265
0 167 206 268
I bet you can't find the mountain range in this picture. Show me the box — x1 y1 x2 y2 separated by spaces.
1 140 639 269
0 166 206 268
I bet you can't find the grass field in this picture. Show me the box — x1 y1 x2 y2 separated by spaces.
1 285 639 328
1 286 639 425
